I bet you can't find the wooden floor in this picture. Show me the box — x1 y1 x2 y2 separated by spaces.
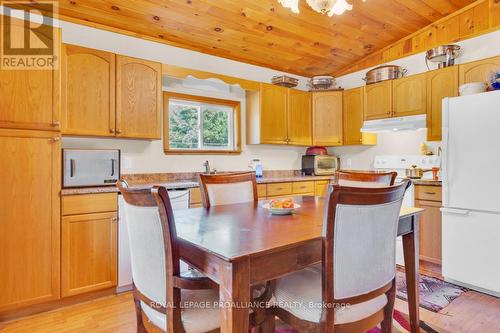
2 267 500 333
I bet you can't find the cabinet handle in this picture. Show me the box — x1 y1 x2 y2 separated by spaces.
424 191 436 195
50 137 60 143
51 121 60 127
116 129 122 134
111 217 118 222
109 128 115 134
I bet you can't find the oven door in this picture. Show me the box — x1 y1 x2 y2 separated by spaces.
63 149 120 187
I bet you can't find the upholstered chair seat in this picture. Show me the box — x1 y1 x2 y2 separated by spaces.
272 264 388 324
141 289 220 333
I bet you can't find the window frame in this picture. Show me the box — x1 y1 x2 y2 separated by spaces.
163 92 241 155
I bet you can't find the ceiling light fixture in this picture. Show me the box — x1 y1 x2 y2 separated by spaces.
279 0 359 16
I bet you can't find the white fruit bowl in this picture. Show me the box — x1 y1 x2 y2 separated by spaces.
262 203 301 215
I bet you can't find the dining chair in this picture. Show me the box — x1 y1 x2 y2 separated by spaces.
267 179 411 333
198 172 258 208
118 180 220 333
335 170 397 187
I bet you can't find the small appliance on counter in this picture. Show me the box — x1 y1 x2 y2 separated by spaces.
248 159 263 178
62 149 120 188
301 154 338 176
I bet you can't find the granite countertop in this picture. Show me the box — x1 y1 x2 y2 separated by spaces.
60 171 335 196
410 179 442 186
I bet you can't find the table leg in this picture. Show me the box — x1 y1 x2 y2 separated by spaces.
402 215 420 333
219 259 251 333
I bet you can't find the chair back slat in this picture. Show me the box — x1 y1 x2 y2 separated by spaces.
335 171 397 187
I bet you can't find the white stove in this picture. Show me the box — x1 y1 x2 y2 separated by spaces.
373 155 441 266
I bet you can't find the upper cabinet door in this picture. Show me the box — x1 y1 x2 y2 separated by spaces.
116 55 162 139
364 81 392 120
312 91 343 146
0 21 60 131
426 66 458 141
459 55 500 85
287 89 312 146
260 84 288 144
62 44 116 136
343 87 364 145
393 73 427 117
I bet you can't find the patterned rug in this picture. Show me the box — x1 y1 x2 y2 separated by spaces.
396 271 468 312
273 310 448 333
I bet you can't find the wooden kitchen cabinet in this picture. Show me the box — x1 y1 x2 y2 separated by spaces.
312 91 343 146
416 199 442 264
61 44 116 136
415 185 442 265
267 182 293 198
61 212 117 297
116 55 162 139
287 89 312 146
247 84 311 146
364 81 392 120
0 19 61 131
292 181 315 195
189 188 203 208
459 55 500 85
257 184 267 198
0 129 61 311
426 66 459 141
392 73 427 117
61 193 118 297
259 84 288 144
343 87 377 146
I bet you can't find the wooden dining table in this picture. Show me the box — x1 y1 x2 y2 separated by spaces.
174 196 423 333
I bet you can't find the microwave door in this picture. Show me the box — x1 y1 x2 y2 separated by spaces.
64 150 119 187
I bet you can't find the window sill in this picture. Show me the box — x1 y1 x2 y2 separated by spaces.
164 149 242 155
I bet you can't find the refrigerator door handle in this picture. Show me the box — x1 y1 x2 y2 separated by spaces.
441 207 470 215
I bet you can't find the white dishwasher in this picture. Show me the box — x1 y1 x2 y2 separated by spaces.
117 189 190 292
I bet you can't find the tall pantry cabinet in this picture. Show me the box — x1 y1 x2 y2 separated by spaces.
0 18 62 313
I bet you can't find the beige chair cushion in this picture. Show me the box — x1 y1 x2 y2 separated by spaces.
272 264 387 324
205 181 254 206
141 289 220 333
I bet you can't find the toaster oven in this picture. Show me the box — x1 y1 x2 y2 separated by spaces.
301 155 339 176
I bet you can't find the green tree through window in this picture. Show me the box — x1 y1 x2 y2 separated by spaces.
168 98 234 151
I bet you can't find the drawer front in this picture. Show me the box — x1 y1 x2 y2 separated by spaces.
190 188 202 206
257 184 267 198
292 181 315 194
62 193 118 216
415 185 442 202
266 182 293 197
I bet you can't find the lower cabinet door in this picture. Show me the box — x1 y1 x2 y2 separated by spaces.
62 212 118 297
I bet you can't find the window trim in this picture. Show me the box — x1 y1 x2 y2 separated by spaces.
163 92 242 155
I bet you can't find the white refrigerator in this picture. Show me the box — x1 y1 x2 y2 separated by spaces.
441 90 500 297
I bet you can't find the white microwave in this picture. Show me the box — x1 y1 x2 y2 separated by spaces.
63 149 120 188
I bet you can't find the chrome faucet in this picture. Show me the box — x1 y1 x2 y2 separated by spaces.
203 160 210 174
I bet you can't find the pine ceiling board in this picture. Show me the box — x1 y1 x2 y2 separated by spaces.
392 0 443 22
56 0 477 76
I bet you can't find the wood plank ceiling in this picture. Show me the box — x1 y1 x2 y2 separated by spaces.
55 0 476 76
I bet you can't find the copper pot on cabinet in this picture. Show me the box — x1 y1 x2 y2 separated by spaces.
405 165 432 179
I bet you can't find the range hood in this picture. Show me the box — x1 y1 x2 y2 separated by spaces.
361 114 426 133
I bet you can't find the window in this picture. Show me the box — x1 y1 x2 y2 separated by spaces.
164 92 241 154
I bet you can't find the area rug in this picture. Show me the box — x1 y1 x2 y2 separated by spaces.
271 310 448 333
396 271 468 312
